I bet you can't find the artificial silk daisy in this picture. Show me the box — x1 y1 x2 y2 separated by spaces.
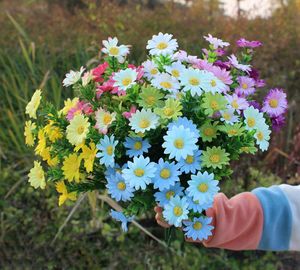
163 125 198 161
63 66 85 87
154 183 184 207
66 114 90 146
163 195 189 227
228 54 251 72
243 106 266 131
202 93 228 116
201 146 230 169
226 93 249 113
183 216 214 241
62 153 82 182
262 88 287 117
186 171 219 203
254 123 271 151
80 142 97 173
35 129 46 156
153 158 182 191
24 120 36 146
205 73 226 94
186 195 213 213
138 86 164 109
235 76 256 96
200 121 219 142
110 210 134 232
96 135 118 168
167 117 200 140
219 122 245 137
25 89 42 119
204 34 230 49
43 122 63 143
113 68 138 91
122 156 156 190
106 173 134 202
142 60 159 80
28 161 46 189
56 181 77 206
154 98 182 120
124 137 151 157
178 150 202 174
95 108 116 134
151 73 180 92
210 66 233 87
129 109 159 133
165 61 185 79
102 37 129 63
146 32 178 56
220 108 239 125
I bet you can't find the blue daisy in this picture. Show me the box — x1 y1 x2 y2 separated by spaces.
183 216 214 241
186 195 213 213
110 210 134 232
154 183 184 207
186 171 220 204
122 156 156 190
178 149 202 174
96 135 118 167
124 137 151 157
153 158 182 191
104 163 125 181
163 195 189 227
106 172 134 202
162 125 198 161
167 117 200 139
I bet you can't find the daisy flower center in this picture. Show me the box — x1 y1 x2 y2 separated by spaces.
174 138 184 149
156 42 168 50
160 81 172 89
37 170 44 179
185 155 194 164
257 131 264 141
103 114 112 125
210 100 219 110
163 107 174 117
204 128 214 136
210 80 217 87
198 183 209 193
106 145 113 155
146 96 155 105
173 206 183 216
160 168 171 179
109 47 119 55
139 119 150 129
150 68 158 75
231 100 239 109
77 125 85 135
165 191 175 199
269 99 278 108
189 77 200 86
223 112 231 121
193 221 203 230
242 83 248 89
122 78 132 87
172 70 180 78
117 181 126 191
247 117 256 128
210 154 220 163
134 168 145 177
228 129 238 136
133 141 142 150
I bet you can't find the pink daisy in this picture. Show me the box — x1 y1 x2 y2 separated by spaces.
236 38 263 48
228 54 251 72
235 76 256 96
262 88 287 117
226 93 249 113
92 62 109 83
204 34 230 49
122 105 137 119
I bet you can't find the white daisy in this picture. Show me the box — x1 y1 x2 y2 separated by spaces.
220 107 239 125
204 34 230 49
102 37 129 63
254 122 271 151
204 73 227 94
63 66 85 87
113 68 138 91
146 32 178 56
142 60 159 80
243 106 266 131
129 109 159 133
151 73 180 92
165 61 185 79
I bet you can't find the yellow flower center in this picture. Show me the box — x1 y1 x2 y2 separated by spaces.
223 112 231 121
146 96 155 105
77 125 85 135
160 81 172 89
210 80 217 87
166 191 175 200
174 138 184 149
163 107 174 117
109 47 119 55
228 129 238 136
160 168 171 179
269 99 278 108
242 83 248 89
157 42 168 50
189 77 200 86
139 119 150 129
117 181 126 191
122 77 132 87
198 183 209 193
210 100 219 110
173 206 183 217
193 221 203 230
231 100 239 109
37 170 44 180
257 131 264 141
204 127 214 137
241 146 249 152
134 168 145 177
186 155 194 164
103 113 112 125
150 68 158 75
133 141 142 150
106 145 113 156
172 70 180 78
210 154 220 163
247 117 256 128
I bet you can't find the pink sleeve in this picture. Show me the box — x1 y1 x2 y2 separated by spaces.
203 192 264 250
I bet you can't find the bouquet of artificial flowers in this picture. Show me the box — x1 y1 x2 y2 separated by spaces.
24 33 287 241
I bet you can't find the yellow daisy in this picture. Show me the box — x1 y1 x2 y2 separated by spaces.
56 181 77 206
80 142 97 173
44 122 63 142
66 114 90 146
24 120 36 146
60 97 79 115
28 161 46 189
25 89 42 119
35 129 47 156
62 153 82 182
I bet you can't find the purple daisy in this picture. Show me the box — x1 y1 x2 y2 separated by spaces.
271 114 286 132
228 54 251 72
235 76 256 96
248 100 261 110
249 68 266 88
262 88 288 117
236 38 263 48
226 93 249 113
